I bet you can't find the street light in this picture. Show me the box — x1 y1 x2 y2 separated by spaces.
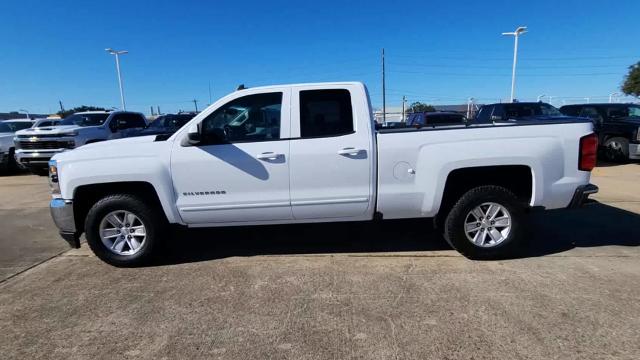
105 48 129 110
609 92 620 103
537 94 546 102
502 26 527 103
19 109 30 119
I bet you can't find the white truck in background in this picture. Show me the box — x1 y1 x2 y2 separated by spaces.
14 111 147 174
48 82 598 266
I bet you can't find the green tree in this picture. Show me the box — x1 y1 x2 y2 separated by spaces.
408 102 435 113
57 105 108 118
621 62 640 98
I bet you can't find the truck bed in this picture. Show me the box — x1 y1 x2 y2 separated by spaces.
375 119 594 219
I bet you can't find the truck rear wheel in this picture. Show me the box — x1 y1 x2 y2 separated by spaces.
85 194 164 267
443 185 525 260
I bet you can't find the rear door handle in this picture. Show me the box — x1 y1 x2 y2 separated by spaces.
256 152 283 160
337 147 365 155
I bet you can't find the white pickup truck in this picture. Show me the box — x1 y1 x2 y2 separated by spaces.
49 82 599 266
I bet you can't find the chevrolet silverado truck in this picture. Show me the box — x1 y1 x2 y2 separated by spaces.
48 82 599 266
14 110 147 174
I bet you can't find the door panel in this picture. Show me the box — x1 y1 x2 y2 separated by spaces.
170 89 292 224
289 87 372 219
171 141 291 223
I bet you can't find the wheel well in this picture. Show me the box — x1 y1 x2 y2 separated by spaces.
437 165 533 225
73 182 165 233
601 134 629 144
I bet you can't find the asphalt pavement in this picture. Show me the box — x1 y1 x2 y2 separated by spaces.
0 163 638 359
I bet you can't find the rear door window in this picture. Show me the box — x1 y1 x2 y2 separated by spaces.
299 89 354 138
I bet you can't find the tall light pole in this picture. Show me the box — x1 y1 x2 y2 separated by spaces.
537 94 546 102
105 48 128 110
502 26 527 103
609 92 620 103
19 109 30 119
382 48 386 124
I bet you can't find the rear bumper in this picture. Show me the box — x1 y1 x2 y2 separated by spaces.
567 184 599 208
50 199 80 248
629 143 640 160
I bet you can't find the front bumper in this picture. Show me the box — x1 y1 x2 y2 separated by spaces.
50 199 80 248
567 184 599 208
629 143 640 160
15 149 64 167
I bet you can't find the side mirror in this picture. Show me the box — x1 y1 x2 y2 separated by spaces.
181 124 201 146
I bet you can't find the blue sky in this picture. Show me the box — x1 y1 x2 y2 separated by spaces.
1 0 638 115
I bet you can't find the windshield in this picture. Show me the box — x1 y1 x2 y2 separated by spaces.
504 103 563 118
60 113 110 127
0 121 33 132
147 115 193 130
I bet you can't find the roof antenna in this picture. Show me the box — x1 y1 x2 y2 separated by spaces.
236 84 247 91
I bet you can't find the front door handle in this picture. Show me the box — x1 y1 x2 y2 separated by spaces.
256 152 283 160
337 147 365 156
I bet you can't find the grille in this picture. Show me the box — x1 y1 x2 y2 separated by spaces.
18 141 74 150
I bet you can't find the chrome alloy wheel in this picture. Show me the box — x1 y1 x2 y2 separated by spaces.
464 202 512 248
99 210 147 255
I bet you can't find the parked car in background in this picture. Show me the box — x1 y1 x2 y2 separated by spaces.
376 121 405 129
559 103 640 162
48 81 598 266
14 111 147 174
407 112 466 127
0 119 34 172
138 113 195 137
475 102 568 123
32 118 62 128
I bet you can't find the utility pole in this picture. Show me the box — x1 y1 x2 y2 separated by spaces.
58 100 65 113
193 99 199 112
208 81 213 105
157 106 161 115
382 48 386 123
150 106 155 116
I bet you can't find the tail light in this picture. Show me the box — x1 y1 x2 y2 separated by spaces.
579 133 598 171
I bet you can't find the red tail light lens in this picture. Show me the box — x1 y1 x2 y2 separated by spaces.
579 133 598 171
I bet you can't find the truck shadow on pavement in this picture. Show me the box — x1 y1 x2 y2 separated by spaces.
153 202 640 266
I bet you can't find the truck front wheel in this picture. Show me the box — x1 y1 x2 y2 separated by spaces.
85 194 164 267
443 185 525 260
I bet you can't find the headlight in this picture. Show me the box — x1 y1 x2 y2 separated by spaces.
49 160 61 197
59 131 78 137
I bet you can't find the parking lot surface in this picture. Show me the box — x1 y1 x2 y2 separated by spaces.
0 164 639 359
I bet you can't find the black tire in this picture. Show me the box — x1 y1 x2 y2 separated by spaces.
7 148 18 172
602 137 629 162
443 185 525 260
85 194 165 267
